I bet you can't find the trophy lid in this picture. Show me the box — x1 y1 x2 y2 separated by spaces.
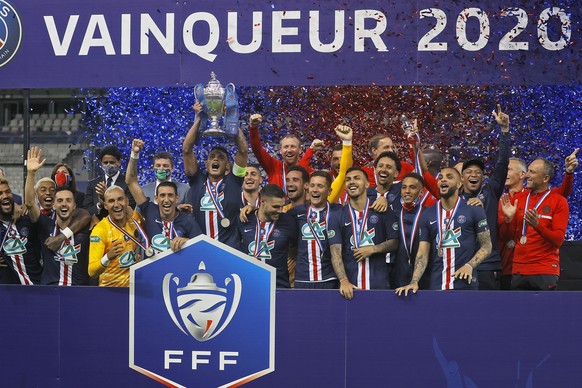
205 72 224 97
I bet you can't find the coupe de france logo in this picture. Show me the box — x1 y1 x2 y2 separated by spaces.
0 0 22 67
162 261 242 342
130 235 275 388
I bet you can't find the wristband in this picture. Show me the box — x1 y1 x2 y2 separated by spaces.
101 255 110 267
62 227 74 239
130 151 140 160
342 140 352 146
232 163 247 178
465 263 474 270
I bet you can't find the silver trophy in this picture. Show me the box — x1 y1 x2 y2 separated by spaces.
203 72 226 137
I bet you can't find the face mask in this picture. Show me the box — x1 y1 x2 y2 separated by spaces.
155 169 172 181
55 172 71 187
102 165 120 177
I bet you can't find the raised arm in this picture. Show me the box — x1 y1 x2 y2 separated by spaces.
248 114 277 175
329 125 353 203
24 146 44 222
553 148 578 197
182 102 203 177
233 128 248 171
125 139 148 207
489 104 511 198
298 139 323 170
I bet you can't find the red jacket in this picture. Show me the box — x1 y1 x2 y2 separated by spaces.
499 189 569 276
497 173 573 276
249 125 313 188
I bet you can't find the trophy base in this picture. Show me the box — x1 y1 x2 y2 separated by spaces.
203 128 227 137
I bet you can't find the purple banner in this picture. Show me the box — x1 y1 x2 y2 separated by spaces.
0 0 579 88
1 286 581 387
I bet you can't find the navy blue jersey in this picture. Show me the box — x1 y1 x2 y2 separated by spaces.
186 171 243 247
138 200 202 254
393 204 431 289
328 204 399 290
37 214 90 286
0 216 42 285
460 131 510 271
367 183 402 266
236 212 297 288
367 182 403 213
419 198 489 290
287 203 342 284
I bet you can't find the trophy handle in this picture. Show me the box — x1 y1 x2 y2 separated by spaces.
224 83 239 138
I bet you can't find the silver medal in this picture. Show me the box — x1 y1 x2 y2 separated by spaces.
145 247 155 257
437 248 443 257
520 236 527 245
221 218 231 228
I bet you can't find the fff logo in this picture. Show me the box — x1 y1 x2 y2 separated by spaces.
161 261 242 370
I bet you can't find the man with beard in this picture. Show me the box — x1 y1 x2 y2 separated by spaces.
392 173 432 289
284 165 309 211
288 171 342 289
183 102 248 246
83 145 135 220
500 158 570 291
329 167 399 299
89 186 145 287
241 164 263 208
141 151 189 204
25 147 92 285
396 168 492 295
126 139 202 255
362 134 414 186
249 114 320 189
417 105 510 290
367 151 403 213
236 184 297 288
0 177 42 285
497 152 577 289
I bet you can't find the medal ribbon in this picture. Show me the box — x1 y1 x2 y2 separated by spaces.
400 205 424 261
241 192 260 207
305 203 331 253
348 199 370 249
52 222 69 260
108 216 150 250
436 197 461 249
156 220 176 240
282 164 287 193
521 189 551 240
205 178 226 220
253 218 276 257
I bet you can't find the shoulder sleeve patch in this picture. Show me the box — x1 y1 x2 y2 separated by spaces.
90 236 101 243
478 219 488 228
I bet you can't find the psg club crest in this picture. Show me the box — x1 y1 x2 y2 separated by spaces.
130 235 275 387
0 0 22 67
162 262 242 342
